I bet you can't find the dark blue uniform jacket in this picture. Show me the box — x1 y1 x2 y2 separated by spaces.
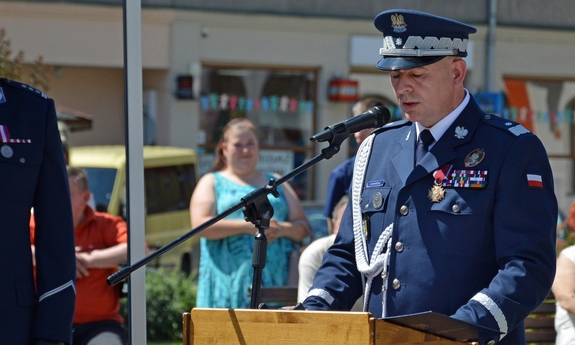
304 97 557 345
0 79 76 345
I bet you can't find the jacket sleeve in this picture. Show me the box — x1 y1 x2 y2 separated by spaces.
452 133 557 344
303 204 364 311
31 98 76 344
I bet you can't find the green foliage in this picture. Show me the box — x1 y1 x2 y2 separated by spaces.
0 27 50 91
120 268 197 342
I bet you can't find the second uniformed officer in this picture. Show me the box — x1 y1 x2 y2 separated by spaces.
303 9 557 345
0 78 76 345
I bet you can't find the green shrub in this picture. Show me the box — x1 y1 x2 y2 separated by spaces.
120 268 197 342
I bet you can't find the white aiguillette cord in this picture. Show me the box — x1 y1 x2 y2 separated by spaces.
351 134 393 316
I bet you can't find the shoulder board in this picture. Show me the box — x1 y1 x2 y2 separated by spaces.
0 78 48 100
371 119 411 135
481 113 532 137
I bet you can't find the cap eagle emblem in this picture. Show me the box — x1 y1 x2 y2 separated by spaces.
391 13 407 33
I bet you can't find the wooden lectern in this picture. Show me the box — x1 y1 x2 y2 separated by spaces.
183 308 477 345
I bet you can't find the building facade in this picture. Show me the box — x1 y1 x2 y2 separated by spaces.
1 0 574 214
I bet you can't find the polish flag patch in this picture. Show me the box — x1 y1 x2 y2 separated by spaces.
527 174 543 188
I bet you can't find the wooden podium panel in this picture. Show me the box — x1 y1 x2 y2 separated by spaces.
183 308 464 345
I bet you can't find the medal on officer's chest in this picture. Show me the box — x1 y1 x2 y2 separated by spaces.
362 216 370 239
428 181 445 202
428 164 452 203
0 125 32 159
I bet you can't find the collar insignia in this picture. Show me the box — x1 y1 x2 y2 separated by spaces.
454 126 468 139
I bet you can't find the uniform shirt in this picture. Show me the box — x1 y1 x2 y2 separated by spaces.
323 156 355 219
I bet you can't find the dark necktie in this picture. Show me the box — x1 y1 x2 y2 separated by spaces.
415 129 435 164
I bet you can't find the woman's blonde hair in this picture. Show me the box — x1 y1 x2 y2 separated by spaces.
211 118 257 172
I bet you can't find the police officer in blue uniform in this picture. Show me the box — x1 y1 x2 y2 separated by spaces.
0 78 76 345
303 10 557 345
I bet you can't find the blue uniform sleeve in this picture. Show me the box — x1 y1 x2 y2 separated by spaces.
32 98 76 344
303 204 364 311
451 133 557 344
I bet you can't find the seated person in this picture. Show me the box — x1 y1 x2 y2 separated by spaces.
31 166 128 345
551 202 575 345
298 195 362 311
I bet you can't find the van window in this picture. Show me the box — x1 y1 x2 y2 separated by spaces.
83 167 117 213
144 164 197 215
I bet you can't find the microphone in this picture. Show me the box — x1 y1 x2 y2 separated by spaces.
310 106 391 143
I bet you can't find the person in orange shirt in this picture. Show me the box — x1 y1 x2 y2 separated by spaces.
32 166 128 345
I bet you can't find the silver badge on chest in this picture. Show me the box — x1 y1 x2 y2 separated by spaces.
1 145 13 158
372 192 383 209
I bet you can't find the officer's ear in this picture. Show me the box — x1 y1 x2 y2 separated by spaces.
451 57 467 87
82 189 91 204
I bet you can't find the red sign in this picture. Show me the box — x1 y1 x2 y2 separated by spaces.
328 79 359 102
176 75 194 99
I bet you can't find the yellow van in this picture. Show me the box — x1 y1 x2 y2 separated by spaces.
68 145 198 275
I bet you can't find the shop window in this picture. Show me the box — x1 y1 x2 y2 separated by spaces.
197 65 317 200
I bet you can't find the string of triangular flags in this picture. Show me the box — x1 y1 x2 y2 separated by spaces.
200 92 574 125
200 93 314 114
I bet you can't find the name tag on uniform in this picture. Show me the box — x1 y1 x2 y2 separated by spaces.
366 180 384 188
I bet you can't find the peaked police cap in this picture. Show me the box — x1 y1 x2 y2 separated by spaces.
374 9 477 71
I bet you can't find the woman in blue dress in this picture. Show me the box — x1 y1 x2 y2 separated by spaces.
190 118 311 308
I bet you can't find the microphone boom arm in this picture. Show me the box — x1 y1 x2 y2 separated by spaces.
107 133 349 308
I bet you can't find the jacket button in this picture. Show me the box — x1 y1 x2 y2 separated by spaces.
395 242 404 252
400 205 409 216
486 340 495 345
392 279 401 290
452 204 460 213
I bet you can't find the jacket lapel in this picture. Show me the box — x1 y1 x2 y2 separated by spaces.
391 125 417 186
405 99 484 186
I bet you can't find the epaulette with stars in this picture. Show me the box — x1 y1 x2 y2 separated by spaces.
481 113 532 138
0 78 48 100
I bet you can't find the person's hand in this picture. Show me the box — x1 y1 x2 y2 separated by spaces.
265 219 282 243
75 247 91 279
280 302 306 310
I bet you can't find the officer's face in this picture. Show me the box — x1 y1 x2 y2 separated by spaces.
389 57 467 128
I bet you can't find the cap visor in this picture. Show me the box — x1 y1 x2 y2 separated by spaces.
376 56 445 71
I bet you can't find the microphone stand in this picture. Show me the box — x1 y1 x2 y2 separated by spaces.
107 126 350 309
